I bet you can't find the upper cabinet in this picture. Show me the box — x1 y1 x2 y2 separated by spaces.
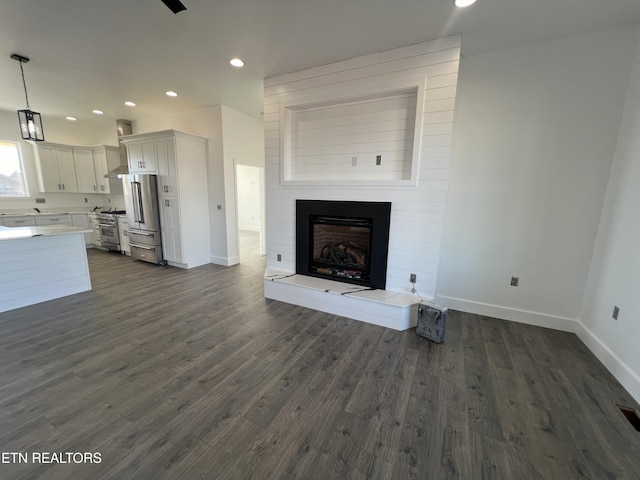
33 143 79 193
125 139 157 173
73 147 97 193
31 142 122 195
92 146 122 194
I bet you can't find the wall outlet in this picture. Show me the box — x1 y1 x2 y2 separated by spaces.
376 155 382 165
277 254 282 262
35 198 46 204
409 273 416 283
510 276 519 287
84 198 88 203
613 306 620 320
351 156 358 166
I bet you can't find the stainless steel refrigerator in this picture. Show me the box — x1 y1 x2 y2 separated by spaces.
122 174 164 264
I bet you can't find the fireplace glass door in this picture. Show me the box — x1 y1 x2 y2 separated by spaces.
310 216 372 283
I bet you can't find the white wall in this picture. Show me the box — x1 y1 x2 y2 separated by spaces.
0 109 123 212
579 30 640 401
264 36 461 297
436 26 640 329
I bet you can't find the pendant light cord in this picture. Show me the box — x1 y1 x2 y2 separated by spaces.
18 60 31 110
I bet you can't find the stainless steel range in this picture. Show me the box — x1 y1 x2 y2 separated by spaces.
96 210 126 251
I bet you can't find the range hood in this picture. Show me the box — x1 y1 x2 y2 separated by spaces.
104 119 132 178
104 163 129 178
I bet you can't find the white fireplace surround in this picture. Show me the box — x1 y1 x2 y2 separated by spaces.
263 36 461 329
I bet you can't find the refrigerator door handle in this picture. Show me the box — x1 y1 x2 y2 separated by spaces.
131 181 145 224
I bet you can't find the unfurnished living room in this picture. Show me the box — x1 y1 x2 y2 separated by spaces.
2 0 640 479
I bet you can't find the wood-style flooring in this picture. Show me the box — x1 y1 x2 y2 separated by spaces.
0 231 639 479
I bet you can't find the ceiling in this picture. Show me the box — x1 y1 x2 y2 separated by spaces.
1 0 640 124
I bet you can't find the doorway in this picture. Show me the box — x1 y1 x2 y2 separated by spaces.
235 163 265 262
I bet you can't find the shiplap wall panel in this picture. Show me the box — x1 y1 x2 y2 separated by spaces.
264 36 461 296
288 90 417 182
0 234 91 312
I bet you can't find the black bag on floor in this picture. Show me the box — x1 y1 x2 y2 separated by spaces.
416 303 448 343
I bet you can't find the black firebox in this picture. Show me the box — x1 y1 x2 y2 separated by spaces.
296 200 391 289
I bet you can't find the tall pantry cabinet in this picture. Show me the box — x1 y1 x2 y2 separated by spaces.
120 130 211 269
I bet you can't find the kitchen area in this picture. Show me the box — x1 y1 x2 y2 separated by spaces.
0 111 217 312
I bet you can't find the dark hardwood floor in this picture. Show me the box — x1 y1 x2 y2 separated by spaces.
1 231 639 479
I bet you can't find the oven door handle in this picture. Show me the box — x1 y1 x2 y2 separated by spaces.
97 223 115 228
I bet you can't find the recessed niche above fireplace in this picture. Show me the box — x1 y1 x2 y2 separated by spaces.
280 84 426 186
296 200 392 289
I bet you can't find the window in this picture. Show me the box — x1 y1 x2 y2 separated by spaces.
0 141 28 197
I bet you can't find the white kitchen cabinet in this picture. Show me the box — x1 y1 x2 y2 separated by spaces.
125 139 157 173
74 148 98 193
33 143 79 193
35 214 73 226
159 197 182 263
75 146 122 194
34 142 122 195
93 146 122 194
155 137 178 195
117 215 130 255
87 213 100 247
121 130 210 268
3 216 37 227
71 213 92 245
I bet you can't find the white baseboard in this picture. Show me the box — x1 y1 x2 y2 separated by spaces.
211 255 239 266
575 321 640 404
435 295 578 332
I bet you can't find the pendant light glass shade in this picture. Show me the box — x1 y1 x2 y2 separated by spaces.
17 109 44 141
11 53 45 142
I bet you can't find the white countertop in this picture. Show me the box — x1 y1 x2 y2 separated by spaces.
0 212 83 217
0 225 91 241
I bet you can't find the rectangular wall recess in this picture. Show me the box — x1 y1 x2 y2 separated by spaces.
280 85 425 185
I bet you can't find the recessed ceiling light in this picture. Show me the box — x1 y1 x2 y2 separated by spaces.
454 0 477 7
230 58 245 68
165 91 178 97
124 101 136 107
66 116 77 121
92 109 104 115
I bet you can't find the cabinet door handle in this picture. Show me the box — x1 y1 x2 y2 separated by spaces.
58 184 62 190
62 184 65 190
93 185 96 191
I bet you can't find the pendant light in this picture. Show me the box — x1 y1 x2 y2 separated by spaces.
11 53 45 141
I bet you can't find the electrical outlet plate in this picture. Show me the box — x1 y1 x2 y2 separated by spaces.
510 276 519 287
376 155 382 165
35 198 45 204
409 273 416 283
613 306 620 320
277 254 282 262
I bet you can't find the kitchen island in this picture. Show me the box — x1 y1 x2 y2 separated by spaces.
0 225 92 313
